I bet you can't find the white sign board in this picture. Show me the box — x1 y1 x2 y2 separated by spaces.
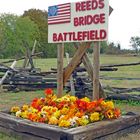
48 0 109 43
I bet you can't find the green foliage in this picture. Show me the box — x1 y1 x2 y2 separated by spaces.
23 9 76 58
0 14 18 58
0 14 40 58
15 16 40 48
105 42 122 54
130 36 140 54
114 100 140 107
23 9 48 57
100 41 108 53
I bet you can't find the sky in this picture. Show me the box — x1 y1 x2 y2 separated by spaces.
0 0 140 49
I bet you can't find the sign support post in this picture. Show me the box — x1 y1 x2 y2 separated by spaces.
93 42 100 100
48 0 110 99
57 43 64 97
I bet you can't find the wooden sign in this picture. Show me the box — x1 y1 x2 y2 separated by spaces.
48 0 109 43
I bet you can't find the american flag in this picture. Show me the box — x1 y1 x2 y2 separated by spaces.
48 3 71 25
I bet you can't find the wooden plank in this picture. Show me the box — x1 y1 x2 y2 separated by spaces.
0 112 66 140
73 43 105 98
0 112 140 140
93 42 100 100
22 41 35 69
73 43 92 80
26 40 37 67
63 42 90 84
66 115 140 140
1 52 42 64
65 52 75 95
0 60 17 86
57 43 64 97
102 62 140 67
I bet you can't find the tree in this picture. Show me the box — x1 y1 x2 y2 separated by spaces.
0 22 7 58
23 9 49 57
105 42 121 54
15 16 40 56
0 14 18 58
100 41 108 53
130 36 140 54
23 9 76 58
117 43 121 50
0 14 40 58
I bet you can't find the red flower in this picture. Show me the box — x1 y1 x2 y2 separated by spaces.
48 100 57 107
57 101 67 109
76 99 87 111
96 98 104 106
114 108 121 118
31 98 39 108
44 88 53 95
87 101 96 112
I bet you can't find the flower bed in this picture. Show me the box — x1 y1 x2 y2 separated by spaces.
10 89 121 128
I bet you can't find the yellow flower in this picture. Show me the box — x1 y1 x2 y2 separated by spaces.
90 112 100 122
60 107 69 115
48 116 58 125
56 98 62 102
70 96 77 102
21 104 29 111
30 107 38 114
106 101 114 109
100 101 106 106
61 95 70 102
41 106 49 112
21 111 28 119
105 109 114 119
81 97 90 102
16 110 21 117
51 95 57 101
77 117 89 126
10 106 20 113
53 110 61 118
58 120 71 127
41 106 58 115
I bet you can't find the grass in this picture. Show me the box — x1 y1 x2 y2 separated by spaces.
0 55 140 140
4 54 138 88
0 132 20 140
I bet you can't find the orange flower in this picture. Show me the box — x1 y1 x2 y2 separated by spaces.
44 88 53 95
38 118 46 123
96 98 104 106
87 102 96 112
59 120 71 127
76 99 87 111
31 98 44 111
28 113 39 122
48 116 58 125
95 106 102 112
114 108 121 118
105 109 114 119
75 111 85 118
11 91 122 128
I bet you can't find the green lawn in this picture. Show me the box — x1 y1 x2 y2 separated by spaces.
0 55 140 140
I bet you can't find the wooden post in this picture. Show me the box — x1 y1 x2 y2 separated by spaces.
65 52 75 95
0 60 17 86
57 43 64 97
93 42 100 100
73 42 106 98
63 42 90 84
26 40 37 67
